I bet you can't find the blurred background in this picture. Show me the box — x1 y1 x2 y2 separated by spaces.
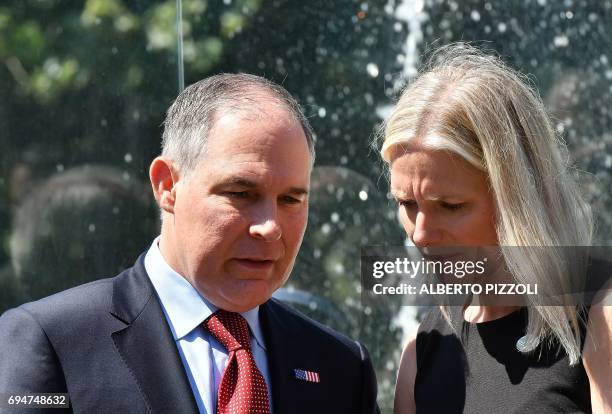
1 0 611 411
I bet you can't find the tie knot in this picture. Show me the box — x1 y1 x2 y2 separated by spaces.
205 310 251 352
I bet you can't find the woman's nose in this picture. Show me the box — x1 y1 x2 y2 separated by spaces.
411 211 442 247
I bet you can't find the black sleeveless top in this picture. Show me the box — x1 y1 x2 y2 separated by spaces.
414 306 592 413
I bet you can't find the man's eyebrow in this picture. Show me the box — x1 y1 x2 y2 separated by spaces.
217 177 308 195
220 177 258 188
287 187 308 196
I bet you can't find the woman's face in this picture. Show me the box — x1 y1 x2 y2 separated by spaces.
389 147 498 247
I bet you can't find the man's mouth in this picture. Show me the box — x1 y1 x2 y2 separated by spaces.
233 258 275 270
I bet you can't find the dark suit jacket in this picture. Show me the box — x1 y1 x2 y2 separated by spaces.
0 255 379 413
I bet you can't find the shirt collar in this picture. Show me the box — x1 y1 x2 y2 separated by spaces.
144 237 267 350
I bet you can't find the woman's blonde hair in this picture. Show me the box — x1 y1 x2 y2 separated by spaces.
380 43 593 364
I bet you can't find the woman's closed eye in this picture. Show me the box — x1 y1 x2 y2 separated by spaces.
396 198 465 212
397 199 417 209
440 201 465 211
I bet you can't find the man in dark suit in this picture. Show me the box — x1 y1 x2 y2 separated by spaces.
0 74 379 413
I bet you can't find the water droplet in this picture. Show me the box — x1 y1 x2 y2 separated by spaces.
553 35 569 47
556 122 565 133
318 107 327 118
124 153 133 163
88 224 96 232
498 22 507 33
366 62 379 77
470 10 481 22
331 212 339 223
359 190 368 201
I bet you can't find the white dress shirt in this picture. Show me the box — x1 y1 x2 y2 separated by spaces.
144 237 272 414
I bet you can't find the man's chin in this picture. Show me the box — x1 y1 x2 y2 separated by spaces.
213 281 275 312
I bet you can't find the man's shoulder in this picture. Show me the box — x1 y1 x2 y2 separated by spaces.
23 277 114 315
264 298 369 360
0 263 136 333
0 278 114 337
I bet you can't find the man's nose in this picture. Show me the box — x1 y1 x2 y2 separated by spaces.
249 203 282 242
411 211 441 247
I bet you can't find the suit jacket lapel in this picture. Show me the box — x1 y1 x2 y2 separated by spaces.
260 300 312 414
110 255 198 414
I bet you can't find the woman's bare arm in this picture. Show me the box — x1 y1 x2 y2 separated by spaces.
583 285 612 414
394 325 419 414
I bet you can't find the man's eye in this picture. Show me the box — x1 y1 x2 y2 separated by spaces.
225 191 250 198
281 195 302 204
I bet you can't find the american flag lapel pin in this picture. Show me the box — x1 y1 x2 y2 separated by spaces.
293 368 320 383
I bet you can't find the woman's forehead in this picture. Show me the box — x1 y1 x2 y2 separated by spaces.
390 149 490 196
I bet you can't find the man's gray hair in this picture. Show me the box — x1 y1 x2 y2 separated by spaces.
161 73 315 175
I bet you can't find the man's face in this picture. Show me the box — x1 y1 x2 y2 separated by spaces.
168 103 311 312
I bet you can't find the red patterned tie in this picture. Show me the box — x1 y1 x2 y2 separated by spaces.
205 310 270 414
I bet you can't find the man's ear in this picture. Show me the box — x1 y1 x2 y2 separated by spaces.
149 157 180 214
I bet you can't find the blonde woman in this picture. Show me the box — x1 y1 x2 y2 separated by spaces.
380 45 611 413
